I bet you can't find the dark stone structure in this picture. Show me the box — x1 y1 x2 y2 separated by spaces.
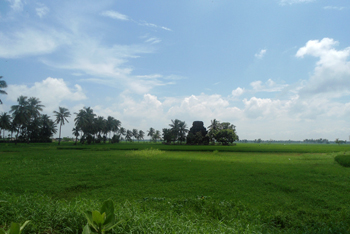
186 121 209 145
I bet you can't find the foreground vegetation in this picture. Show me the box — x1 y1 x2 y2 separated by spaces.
1 143 350 233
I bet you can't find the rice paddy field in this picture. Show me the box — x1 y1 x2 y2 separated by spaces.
1 142 350 233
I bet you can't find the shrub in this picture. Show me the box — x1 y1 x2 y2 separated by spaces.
334 154 350 167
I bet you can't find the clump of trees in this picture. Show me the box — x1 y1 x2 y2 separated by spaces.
162 119 188 144
207 119 238 145
160 118 238 145
335 138 347 145
0 96 57 144
73 107 122 144
303 138 329 144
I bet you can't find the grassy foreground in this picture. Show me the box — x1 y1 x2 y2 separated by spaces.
1 143 350 233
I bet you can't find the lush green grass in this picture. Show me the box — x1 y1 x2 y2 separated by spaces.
1 143 350 233
55 141 350 153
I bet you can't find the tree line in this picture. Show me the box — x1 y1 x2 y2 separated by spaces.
1 96 238 145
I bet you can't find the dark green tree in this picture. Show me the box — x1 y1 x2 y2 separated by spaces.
10 96 31 144
53 107 71 145
0 112 11 139
213 129 238 145
147 127 155 142
138 130 145 142
40 114 57 142
162 128 173 144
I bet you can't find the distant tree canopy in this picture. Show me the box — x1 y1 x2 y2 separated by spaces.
162 119 189 144
208 119 238 145
8 96 56 143
73 106 122 145
335 138 347 145
161 119 238 146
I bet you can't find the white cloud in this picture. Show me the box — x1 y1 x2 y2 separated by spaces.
0 28 69 58
145 37 161 44
6 0 24 11
232 87 244 97
255 49 267 59
101 10 129 21
296 38 350 98
139 21 172 31
250 79 288 92
280 0 315 5
36 5 50 18
243 97 284 119
100 11 172 32
6 77 87 112
161 26 172 31
85 91 349 140
323 6 345 11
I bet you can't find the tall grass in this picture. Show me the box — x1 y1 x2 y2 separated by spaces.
1 144 350 233
2 192 349 233
334 152 350 167
55 142 350 153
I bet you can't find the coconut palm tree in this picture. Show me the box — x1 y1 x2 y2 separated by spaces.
72 127 80 145
118 127 126 141
169 119 188 143
0 112 11 139
132 129 138 142
208 119 220 144
147 127 155 142
10 96 31 144
126 130 133 142
106 116 115 140
0 76 7 104
53 107 71 145
94 116 106 142
112 119 121 135
169 119 181 143
178 121 188 144
153 130 161 142
138 130 145 142
28 97 44 120
40 114 57 142
74 107 96 140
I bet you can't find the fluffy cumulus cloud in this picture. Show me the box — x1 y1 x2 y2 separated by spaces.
6 77 87 112
232 87 244 97
111 91 348 140
296 38 350 98
250 79 288 92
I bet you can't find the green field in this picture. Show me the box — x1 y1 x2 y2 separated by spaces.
1 143 350 233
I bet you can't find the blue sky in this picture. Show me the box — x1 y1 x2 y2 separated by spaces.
1 0 350 140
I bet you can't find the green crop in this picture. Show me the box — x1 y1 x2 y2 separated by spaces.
0 221 30 234
82 200 124 234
